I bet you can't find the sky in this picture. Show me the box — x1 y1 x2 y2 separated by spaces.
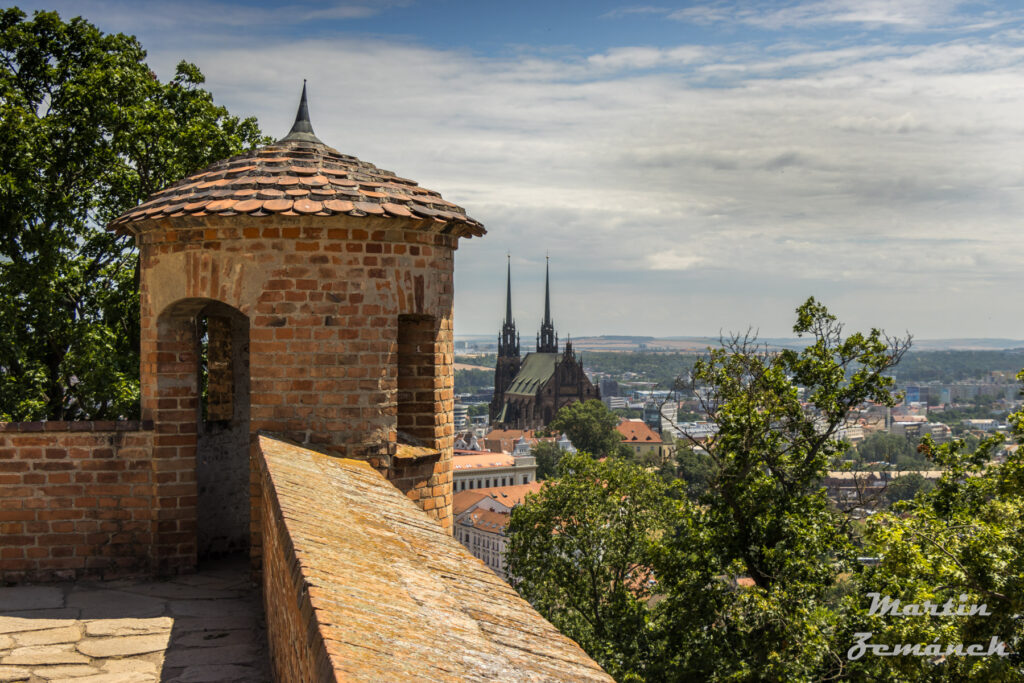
18 0 1024 339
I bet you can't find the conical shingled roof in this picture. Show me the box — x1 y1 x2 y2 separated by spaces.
108 89 485 237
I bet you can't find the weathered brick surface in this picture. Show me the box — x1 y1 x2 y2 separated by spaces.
138 215 458 536
253 434 611 682
0 423 155 583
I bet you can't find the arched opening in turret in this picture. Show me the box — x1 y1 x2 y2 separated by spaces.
151 298 250 570
195 302 251 561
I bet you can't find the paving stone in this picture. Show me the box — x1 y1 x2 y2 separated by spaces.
0 665 30 682
1 609 80 621
164 664 265 683
84 618 172 638
173 629 255 649
114 583 242 601
66 591 165 620
52 673 154 683
76 634 170 658
171 616 260 633
0 617 76 636
3 645 89 665
162 644 261 669
0 586 65 612
100 659 159 675
167 599 258 619
28 664 101 680
12 625 80 647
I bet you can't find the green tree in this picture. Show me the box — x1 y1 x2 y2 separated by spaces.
882 471 934 505
0 8 267 420
505 452 683 681
510 300 914 680
454 368 492 394
548 399 624 458
530 439 562 480
671 445 716 498
856 432 918 466
845 429 1024 682
648 299 911 680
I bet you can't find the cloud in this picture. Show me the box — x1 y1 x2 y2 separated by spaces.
599 6 673 20
16 0 1024 337
669 0 1015 33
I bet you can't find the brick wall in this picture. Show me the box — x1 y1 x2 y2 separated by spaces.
138 215 457 533
253 437 333 682
0 422 154 583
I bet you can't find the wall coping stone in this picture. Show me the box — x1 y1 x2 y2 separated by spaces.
393 443 441 463
254 434 612 682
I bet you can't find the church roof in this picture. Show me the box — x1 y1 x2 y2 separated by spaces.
109 87 485 238
504 352 559 397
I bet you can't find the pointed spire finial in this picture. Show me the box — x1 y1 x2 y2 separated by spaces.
543 255 552 327
505 254 513 325
537 254 557 353
498 255 519 359
279 80 325 144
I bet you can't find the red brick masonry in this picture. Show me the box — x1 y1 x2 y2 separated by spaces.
0 421 154 583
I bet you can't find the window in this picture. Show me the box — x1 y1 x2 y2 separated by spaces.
397 315 438 447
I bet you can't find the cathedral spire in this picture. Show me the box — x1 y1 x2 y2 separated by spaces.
498 255 519 358
537 255 557 353
505 254 513 326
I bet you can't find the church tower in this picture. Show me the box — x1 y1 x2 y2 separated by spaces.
490 257 522 422
536 256 558 353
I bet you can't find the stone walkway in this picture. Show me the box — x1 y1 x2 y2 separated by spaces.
0 558 270 683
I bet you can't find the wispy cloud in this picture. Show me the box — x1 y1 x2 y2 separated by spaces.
670 0 1018 33
599 6 673 20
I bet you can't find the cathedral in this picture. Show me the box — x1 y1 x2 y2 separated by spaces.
490 258 600 429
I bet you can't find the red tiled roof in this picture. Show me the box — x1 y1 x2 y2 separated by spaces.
471 481 544 508
484 428 537 442
452 452 515 470
454 482 544 517
616 420 662 444
453 489 490 516
108 138 484 237
463 508 511 534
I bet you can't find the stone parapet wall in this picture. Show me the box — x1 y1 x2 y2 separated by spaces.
0 422 155 583
253 438 332 681
252 434 612 682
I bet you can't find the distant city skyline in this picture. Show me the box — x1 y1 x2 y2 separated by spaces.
22 0 1024 338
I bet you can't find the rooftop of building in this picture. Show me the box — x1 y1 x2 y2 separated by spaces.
109 84 484 237
451 452 516 470
616 419 663 443
503 353 560 397
460 508 512 535
453 481 545 516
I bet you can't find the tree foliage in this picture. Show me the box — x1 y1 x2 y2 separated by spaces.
506 299 1015 682
505 452 682 681
549 399 626 459
0 8 268 420
530 439 563 480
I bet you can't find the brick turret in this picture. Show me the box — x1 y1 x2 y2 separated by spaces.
109 86 484 571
